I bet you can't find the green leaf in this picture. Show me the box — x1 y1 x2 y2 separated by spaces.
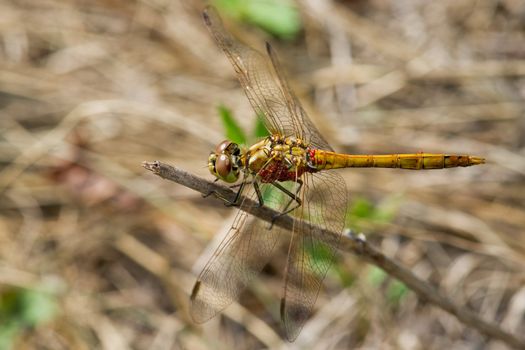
0 287 58 350
307 241 333 266
19 289 57 327
218 105 247 145
367 266 386 287
346 195 401 231
213 0 301 39
387 279 409 305
350 198 375 219
0 322 19 350
366 267 408 306
253 113 270 138
335 265 356 288
244 1 301 39
213 0 244 18
302 241 336 279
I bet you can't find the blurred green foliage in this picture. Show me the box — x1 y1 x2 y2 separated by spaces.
305 241 333 274
367 266 409 307
217 105 270 145
253 113 271 139
347 197 406 304
218 104 247 145
367 265 387 287
0 287 58 350
346 195 401 232
213 0 301 39
387 279 409 306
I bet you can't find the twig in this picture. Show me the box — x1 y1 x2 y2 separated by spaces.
142 161 525 349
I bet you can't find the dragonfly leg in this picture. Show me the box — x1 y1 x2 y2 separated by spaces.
276 180 303 214
224 180 246 206
229 180 254 189
202 178 220 198
226 177 264 207
205 179 246 207
253 181 264 207
268 180 303 229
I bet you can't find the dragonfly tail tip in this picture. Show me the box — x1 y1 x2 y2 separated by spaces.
470 156 486 166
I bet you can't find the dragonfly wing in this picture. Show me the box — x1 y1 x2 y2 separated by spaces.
280 171 347 341
203 6 331 150
190 178 295 322
265 43 333 151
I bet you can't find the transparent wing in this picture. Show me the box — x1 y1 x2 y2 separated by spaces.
190 170 297 322
200 7 348 339
281 171 348 341
264 43 333 150
203 6 332 151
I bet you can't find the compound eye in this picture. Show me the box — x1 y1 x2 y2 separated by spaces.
215 154 232 178
215 140 232 154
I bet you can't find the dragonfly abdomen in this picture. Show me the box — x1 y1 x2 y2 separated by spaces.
309 150 485 170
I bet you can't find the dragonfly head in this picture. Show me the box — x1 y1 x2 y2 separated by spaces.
208 140 241 183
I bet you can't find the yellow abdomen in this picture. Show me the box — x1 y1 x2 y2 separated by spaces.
310 150 485 170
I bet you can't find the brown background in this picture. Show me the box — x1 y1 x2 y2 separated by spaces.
0 0 524 349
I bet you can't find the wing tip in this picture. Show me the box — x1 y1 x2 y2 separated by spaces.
280 296 310 342
190 280 201 301
189 305 213 324
202 6 212 26
280 297 286 323
189 281 217 324
265 41 273 55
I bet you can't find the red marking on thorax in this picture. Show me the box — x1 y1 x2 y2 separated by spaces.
258 160 309 183
308 149 318 166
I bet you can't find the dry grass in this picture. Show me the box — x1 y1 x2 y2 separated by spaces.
0 0 524 349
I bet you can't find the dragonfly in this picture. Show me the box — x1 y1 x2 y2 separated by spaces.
191 6 485 341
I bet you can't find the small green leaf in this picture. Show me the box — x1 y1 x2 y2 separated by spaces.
218 105 247 145
0 322 19 350
367 266 387 287
213 0 244 18
213 0 301 39
307 242 332 266
350 198 375 219
19 289 57 326
244 1 301 39
335 265 356 288
387 280 409 305
253 113 270 138
374 194 402 223
346 196 401 231
0 287 58 350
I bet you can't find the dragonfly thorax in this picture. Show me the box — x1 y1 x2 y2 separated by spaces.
246 135 314 183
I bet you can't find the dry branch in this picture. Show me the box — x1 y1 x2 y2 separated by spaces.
143 161 525 349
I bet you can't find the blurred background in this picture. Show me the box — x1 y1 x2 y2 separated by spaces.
0 0 524 349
